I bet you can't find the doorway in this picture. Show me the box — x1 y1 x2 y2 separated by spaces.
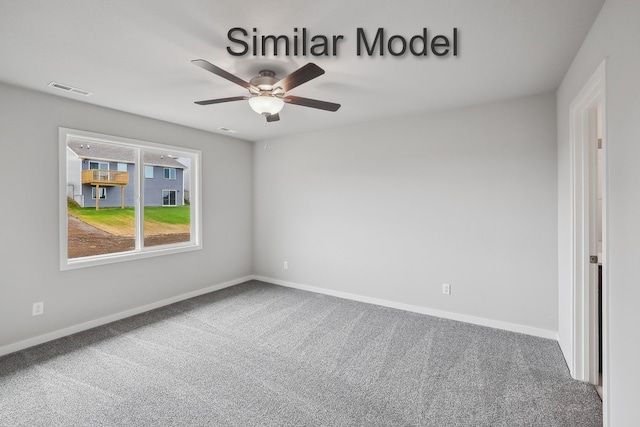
569 61 607 407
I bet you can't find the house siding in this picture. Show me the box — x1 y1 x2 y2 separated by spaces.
66 147 83 205
143 166 184 206
81 161 136 208
77 159 184 208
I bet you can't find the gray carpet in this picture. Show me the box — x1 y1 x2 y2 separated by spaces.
0 280 602 426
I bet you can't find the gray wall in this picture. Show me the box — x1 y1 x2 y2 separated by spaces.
557 0 640 423
253 93 558 334
0 82 253 348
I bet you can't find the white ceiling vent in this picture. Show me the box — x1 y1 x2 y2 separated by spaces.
48 81 93 96
218 127 238 133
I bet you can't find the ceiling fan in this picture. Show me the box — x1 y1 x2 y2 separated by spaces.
192 59 340 122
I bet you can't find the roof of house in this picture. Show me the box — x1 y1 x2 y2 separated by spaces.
67 139 186 169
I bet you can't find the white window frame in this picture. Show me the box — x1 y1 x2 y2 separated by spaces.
117 162 128 172
89 161 109 170
144 165 154 178
59 127 202 270
91 187 107 200
164 168 177 180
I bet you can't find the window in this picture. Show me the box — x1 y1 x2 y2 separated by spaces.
164 168 176 180
89 161 110 180
162 190 177 206
60 127 201 270
92 187 107 199
89 161 109 170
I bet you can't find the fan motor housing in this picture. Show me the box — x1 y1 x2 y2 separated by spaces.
250 70 278 91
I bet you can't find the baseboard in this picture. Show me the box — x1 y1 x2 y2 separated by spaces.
1 274 558 357
253 275 558 340
556 332 574 375
0 275 252 357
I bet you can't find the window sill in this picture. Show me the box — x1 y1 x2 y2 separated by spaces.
61 241 202 271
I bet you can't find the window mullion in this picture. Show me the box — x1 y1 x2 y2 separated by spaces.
135 148 144 251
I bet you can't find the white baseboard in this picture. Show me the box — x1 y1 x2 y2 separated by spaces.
0 276 252 357
1 274 558 357
252 275 558 340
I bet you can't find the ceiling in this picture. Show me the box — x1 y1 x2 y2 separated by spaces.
0 0 604 142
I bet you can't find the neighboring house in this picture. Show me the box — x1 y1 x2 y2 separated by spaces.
142 154 186 207
66 140 186 208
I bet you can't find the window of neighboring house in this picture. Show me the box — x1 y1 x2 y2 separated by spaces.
89 161 109 170
89 161 110 180
92 187 107 199
164 168 176 180
60 127 201 270
162 190 177 206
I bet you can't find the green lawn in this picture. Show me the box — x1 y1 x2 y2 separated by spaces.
68 202 134 226
68 199 190 236
144 206 190 225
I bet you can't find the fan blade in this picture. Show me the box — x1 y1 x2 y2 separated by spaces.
275 63 325 92
285 96 341 112
266 113 280 122
192 59 251 89
194 96 247 105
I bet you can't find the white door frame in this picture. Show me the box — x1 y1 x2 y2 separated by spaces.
569 60 608 418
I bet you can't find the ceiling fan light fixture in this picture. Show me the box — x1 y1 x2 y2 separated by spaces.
248 95 284 116
192 60 340 122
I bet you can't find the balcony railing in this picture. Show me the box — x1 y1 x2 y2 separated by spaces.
82 169 129 186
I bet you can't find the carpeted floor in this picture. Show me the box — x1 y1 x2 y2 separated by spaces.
0 280 602 426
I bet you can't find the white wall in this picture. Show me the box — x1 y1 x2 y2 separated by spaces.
0 83 253 351
254 93 558 334
557 0 640 424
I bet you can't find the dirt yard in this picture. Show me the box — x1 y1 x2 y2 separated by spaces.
67 216 189 259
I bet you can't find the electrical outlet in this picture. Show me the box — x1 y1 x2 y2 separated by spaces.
283 261 288 270
32 301 44 316
442 283 451 295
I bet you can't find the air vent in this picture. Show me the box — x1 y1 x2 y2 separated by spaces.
70 88 92 96
218 127 238 133
48 81 93 96
50 82 72 91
